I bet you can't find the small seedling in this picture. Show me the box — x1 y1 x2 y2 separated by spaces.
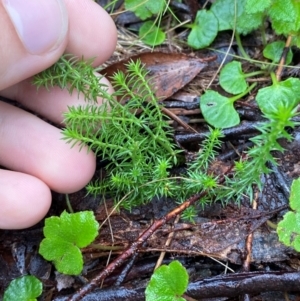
39 210 99 275
3 275 42 301
277 178 300 252
145 260 189 301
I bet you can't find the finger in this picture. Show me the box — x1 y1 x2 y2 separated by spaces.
64 0 117 66
0 101 96 193
0 0 68 90
0 170 51 229
0 75 114 124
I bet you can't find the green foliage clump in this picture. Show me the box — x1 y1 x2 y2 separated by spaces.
35 56 182 209
3 275 42 301
187 0 300 49
145 260 189 301
39 210 99 275
277 178 300 252
225 103 297 201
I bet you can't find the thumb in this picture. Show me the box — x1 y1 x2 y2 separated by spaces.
0 0 68 90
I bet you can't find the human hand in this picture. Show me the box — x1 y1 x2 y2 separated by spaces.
0 0 117 229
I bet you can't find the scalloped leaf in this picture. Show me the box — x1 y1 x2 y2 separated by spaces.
245 0 271 13
200 90 240 128
187 10 218 49
145 260 189 301
220 61 248 94
3 276 42 301
39 210 99 275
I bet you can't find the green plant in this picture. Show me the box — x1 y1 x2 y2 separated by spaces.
3 275 42 301
277 178 300 252
33 47 300 220
35 57 180 209
39 210 99 275
145 260 189 301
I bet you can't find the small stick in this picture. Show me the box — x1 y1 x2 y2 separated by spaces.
276 35 292 81
67 191 207 301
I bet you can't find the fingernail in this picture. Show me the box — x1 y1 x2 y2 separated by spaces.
2 0 68 54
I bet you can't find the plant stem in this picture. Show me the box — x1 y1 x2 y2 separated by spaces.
65 194 74 213
244 70 266 78
230 82 257 103
235 32 251 60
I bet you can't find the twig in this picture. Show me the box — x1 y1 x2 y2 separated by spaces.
55 271 300 301
154 214 180 270
67 191 207 301
276 35 292 81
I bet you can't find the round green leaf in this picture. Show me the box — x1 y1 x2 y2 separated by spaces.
139 21 166 46
187 10 218 49
256 78 300 114
220 61 248 94
145 260 188 301
263 41 293 64
289 178 300 211
4 276 42 301
200 90 240 128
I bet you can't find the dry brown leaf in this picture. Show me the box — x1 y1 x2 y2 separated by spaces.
101 52 210 100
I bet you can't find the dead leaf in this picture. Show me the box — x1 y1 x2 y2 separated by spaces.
101 52 210 100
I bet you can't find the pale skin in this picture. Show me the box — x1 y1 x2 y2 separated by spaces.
0 0 117 229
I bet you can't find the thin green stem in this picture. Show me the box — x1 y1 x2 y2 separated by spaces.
229 82 257 103
65 194 74 213
235 32 251 60
270 72 279 85
244 70 266 78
